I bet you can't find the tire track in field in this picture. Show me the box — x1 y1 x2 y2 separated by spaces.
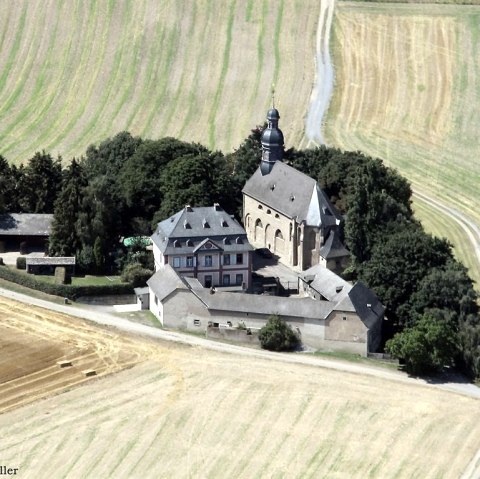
413 190 480 272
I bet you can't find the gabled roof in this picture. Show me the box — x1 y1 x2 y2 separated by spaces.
299 265 384 328
300 264 352 302
193 238 223 253
192 288 334 320
319 230 350 260
0 213 53 236
348 282 385 330
242 162 342 226
147 264 189 302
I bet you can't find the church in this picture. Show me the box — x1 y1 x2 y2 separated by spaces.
242 107 350 272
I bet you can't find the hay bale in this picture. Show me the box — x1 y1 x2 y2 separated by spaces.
82 369 96 377
57 360 72 368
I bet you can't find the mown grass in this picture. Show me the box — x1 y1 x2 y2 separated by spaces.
313 350 400 370
413 196 480 285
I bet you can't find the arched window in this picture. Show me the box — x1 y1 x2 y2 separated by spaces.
275 229 283 240
255 218 263 228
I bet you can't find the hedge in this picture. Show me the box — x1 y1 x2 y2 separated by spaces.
0 265 134 300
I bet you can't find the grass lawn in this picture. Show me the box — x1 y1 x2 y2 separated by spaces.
313 350 400 370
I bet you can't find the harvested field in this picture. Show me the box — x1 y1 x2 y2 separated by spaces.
0 0 317 163
0 298 480 477
325 2 480 284
0 296 154 414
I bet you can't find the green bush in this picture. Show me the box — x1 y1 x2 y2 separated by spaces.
16 257 26 270
121 262 152 288
259 314 300 352
0 265 133 300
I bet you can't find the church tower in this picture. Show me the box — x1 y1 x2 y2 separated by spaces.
260 107 284 175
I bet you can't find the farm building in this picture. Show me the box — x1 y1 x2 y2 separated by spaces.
147 264 384 355
151 204 253 289
242 108 349 273
0 213 52 253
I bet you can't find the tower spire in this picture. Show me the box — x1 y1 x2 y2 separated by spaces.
260 95 284 176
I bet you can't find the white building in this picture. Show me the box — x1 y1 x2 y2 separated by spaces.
151 204 253 289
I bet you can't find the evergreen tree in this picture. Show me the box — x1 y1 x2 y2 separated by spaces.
49 160 86 256
19 151 62 213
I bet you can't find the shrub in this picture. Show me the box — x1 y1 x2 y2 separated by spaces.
0 257 4 266
0 264 133 299
121 262 153 288
259 314 300 352
16 257 26 270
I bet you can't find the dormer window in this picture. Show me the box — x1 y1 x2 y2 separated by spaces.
203 219 210 228
173 240 181 248
221 219 228 227
223 237 230 245
336 286 343 293
235 237 243 244
270 184 276 191
290 195 295 202
186 239 193 247
184 220 191 229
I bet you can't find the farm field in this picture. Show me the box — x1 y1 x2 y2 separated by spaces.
0 0 317 164
0 296 155 414
325 1 480 284
0 298 480 477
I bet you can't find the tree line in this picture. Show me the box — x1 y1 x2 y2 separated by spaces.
0 128 479 380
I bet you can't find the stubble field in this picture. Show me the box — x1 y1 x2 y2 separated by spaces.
326 1 480 283
0 0 317 163
0 296 480 478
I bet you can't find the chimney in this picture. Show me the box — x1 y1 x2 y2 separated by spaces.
213 203 222 211
185 205 193 212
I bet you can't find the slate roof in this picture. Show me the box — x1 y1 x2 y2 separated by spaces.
300 264 384 328
319 230 350 260
300 264 352 302
0 214 53 236
152 204 253 255
242 162 342 227
192 288 334 320
348 282 385 330
147 265 189 301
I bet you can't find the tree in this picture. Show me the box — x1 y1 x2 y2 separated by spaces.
49 160 86 256
18 151 62 213
386 312 458 375
120 137 211 228
153 150 228 222
358 222 452 327
258 314 300 352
